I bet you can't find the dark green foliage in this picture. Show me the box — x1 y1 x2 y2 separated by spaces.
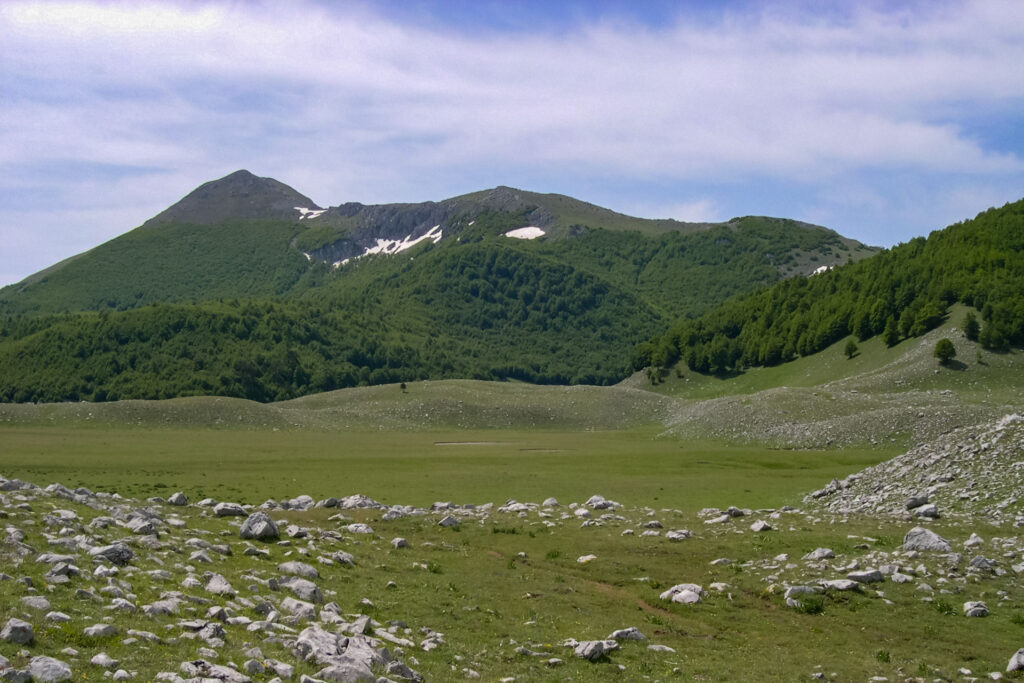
642 198 1024 374
843 339 858 359
793 595 825 615
934 338 956 364
963 311 979 341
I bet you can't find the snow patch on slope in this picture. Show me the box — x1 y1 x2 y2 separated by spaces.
505 226 545 240
333 225 444 268
295 206 326 220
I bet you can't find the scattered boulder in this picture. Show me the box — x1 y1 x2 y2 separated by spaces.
167 491 187 506
964 601 989 617
574 639 619 661
240 512 279 540
1 618 34 644
1009 648 1024 672
28 656 72 683
89 543 133 566
214 502 247 517
608 626 646 641
904 494 929 510
903 527 952 553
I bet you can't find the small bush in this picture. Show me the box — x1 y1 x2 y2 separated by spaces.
794 595 824 615
545 549 561 560
932 598 956 616
875 650 891 663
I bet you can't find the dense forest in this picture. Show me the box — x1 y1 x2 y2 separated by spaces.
634 199 1024 374
0 210 866 403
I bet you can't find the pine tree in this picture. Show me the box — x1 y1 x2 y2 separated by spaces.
882 317 900 347
963 312 980 341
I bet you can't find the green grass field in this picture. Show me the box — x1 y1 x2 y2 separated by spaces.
0 425 889 510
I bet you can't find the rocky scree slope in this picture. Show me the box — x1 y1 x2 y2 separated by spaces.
806 413 1024 523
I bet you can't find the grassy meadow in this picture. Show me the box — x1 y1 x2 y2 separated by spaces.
0 425 889 510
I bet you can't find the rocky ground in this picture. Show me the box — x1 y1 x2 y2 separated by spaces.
806 413 1024 522
3 416 1024 680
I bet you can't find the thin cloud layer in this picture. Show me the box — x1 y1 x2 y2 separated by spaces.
1 0 1023 285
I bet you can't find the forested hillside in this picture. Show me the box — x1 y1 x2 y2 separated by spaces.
0 173 881 403
0 219 868 403
635 199 1024 374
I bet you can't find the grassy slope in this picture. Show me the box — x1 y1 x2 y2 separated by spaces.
623 306 1023 448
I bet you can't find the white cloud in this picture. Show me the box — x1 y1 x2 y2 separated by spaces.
1 0 1023 284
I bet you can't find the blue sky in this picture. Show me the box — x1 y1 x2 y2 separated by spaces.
2 0 1023 287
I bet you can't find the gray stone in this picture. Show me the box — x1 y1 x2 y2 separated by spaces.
90 653 119 669
391 538 408 549
240 512 279 541
1 618 34 644
83 623 117 638
913 503 940 519
88 543 133 566
847 569 884 583
608 626 646 641
21 596 50 611
803 548 835 561
1009 648 1024 672
214 502 247 517
206 573 235 596
659 583 702 604
167 491 187 506
964 601 989 617
279 561 319 578
283 577 323 603
28 656 72 682
903 527 952 553
437 515 459 528
281 597 316 621
315 661 375 682
821 579 859 591
750 520 772 532
905 494 929 510
574 639 619 661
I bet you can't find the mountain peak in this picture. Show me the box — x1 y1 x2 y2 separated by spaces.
144 170 318 227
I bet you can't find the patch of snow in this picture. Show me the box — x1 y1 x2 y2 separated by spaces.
294 207 326 220
302 252 312 262
364 225 443 256
505 226 545 240
811 264 834 276
331 225 443 269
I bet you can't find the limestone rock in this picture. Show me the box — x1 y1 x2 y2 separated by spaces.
1 617 34 644
167 492 187 506
214 502 247 517
89 543 133 566
608 626 646 641
574 639 619 661
240 512 279 541
903 527 952 553
279 561 319 579
1009 648 1024 672
28 656 72 682
964 601 989 617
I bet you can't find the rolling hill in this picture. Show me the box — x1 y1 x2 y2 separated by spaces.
0 171 878 402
